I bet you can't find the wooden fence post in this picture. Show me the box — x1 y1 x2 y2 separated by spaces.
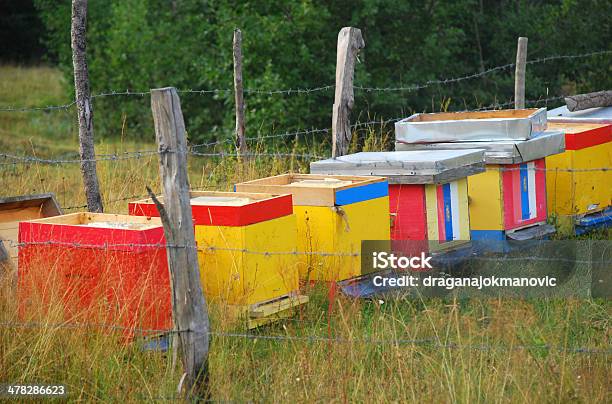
150 87 210 397
332 27 365 158
71 0 103 212
233 28 247 156
514 36 528 110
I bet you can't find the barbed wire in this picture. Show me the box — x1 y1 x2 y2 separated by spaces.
354 50 612 92
1 50 608 113
8 240 612 263
1 149 610 172
0 150 327 166
0 321 608 354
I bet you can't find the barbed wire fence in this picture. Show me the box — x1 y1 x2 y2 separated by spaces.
0 46 611 361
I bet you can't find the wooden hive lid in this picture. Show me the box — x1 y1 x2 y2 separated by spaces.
310 150 486 184
547 122 611 150
129 191 294 226
234 173 388 207
19 213 164 252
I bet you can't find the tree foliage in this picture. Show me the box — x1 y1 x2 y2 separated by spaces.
35 0 612 143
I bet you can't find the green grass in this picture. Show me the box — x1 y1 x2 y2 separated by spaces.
0 65 610 402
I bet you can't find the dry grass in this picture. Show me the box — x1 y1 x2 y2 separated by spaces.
0 65 610 402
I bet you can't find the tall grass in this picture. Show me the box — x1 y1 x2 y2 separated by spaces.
0 65 610 402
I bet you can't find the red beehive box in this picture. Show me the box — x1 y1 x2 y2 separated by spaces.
18 213 171 337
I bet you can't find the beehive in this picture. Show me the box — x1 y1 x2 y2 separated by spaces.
310 151 486 251
0 193 62 269
544 122 612 234
397 128 566 241
18 213 170 336
234 174 390 282
129 191 307 328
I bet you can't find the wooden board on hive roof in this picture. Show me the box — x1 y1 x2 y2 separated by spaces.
0 193 63 268
235 173 387 206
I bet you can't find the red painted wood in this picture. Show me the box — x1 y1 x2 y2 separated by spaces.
18 221 171 338
502 159 547 230
564 124 612 150
129 194 293 227
388 184 427 240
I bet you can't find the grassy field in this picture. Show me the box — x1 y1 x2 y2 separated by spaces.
0 65 610 402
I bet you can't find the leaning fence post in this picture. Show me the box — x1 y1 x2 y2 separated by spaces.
514 36 528 109
71 0 104 212
233 28 247 157
332 27 365 158
150 87 210 397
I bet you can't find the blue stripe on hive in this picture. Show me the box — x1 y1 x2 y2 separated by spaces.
520 163 530 220
442 183 453 241
470 229 506 241
335 181 388 206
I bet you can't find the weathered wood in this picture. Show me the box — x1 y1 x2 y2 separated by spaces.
332 27 365 158
71 0 103 213
150 88 210 397
233 29 247 156
565 90 612 112
514 37 528 109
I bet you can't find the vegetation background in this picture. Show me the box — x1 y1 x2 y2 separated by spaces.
2 0 611 144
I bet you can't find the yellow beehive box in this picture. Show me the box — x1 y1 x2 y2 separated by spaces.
545 122 612 233
235 174 390 282
129 191 307 328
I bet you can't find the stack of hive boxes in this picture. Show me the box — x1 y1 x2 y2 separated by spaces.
395 108 566 242
129 191 308 329
309 150 486 251
235 174 390 282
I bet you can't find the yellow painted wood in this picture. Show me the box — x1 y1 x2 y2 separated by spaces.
294 196 390 282
424 185 439 241
424 179 471 251
466 166 504 230
227 294 309 329
195 214 299 306
546 141 612 217
249 295 309 318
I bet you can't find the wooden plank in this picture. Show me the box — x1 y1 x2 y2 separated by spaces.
466 167 504 231
335 181 388 205
411 108 538 122
388 184 427 240
514 37 528 109
332 27 365 157
150 87 209 396
249 295 309 319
